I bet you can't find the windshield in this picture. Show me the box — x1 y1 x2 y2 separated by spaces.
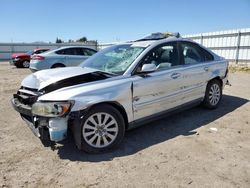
80 44 145 75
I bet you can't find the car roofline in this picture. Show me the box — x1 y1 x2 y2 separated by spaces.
55 46 97 50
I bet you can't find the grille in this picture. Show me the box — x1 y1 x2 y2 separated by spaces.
15 86 41 105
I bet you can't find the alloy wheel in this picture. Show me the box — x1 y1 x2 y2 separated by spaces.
23 61 30 68
82 112 119 148
209 83 221 106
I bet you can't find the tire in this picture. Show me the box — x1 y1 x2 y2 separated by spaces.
79 104 125 153
51 63 65 68
203 79 222 109
15 62 23 68
22 61 30 68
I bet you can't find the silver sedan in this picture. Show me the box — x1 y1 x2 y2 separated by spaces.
29 46 97 72
12 34 228 153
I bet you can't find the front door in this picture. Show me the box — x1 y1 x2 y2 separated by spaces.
132 42 186 120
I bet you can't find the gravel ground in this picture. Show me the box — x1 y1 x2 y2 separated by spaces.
0 62 250 188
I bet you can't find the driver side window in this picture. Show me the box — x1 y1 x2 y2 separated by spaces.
136 42 179 72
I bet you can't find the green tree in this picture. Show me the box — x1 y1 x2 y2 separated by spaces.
76 37 88 42
56 37 63 43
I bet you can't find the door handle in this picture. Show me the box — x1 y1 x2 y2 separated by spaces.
171 72 181 79
204 67 209 72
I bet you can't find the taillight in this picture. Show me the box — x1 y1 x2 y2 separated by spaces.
32 55 45 60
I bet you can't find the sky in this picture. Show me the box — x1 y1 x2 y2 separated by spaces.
0 0 249 43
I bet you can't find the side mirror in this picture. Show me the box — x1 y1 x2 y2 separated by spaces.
140 64 156 73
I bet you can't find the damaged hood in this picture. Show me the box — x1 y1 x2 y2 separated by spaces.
21 67 110 92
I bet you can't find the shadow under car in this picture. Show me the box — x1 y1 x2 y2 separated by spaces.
50 94 248 162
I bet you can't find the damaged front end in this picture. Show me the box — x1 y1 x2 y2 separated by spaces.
11 86 73 142
11 67 113 144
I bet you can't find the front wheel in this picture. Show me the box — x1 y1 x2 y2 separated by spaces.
80 104 125 153
203 79 222 109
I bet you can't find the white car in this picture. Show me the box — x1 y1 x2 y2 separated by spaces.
29 46 97 72
12 33 228 153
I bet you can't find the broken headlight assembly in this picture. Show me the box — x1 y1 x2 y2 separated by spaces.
31 101 74 117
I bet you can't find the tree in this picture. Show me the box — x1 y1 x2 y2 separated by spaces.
56 37 63 43
76 36 88 42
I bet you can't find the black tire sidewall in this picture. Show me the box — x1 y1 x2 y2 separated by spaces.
15 61 24 68
80 104 125 153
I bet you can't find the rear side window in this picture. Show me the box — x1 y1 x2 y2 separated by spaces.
199 47 214 61
180 42 214 65
74 48 95 56
40 49 48 53
34 50 46 54
55 49 66 55
56 48 78 55
75 48 85 55
84 49 96 56
64 48 78 55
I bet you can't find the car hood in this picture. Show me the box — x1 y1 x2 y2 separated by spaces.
21 67 110 91
11 53 30 58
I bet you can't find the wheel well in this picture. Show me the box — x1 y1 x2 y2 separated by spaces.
209 76 222 86
51 63 65 68
89 102 129 130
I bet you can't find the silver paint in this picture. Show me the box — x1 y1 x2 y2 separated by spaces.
18 37 228 140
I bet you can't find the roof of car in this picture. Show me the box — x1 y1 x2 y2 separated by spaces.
127 37 189 48
34 48 50 51
57 46 96 50
129 40 156 47
124 32 192 48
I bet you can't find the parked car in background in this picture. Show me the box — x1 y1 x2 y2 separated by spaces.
10 48 50 68
29 46 97 72
11 33 228 153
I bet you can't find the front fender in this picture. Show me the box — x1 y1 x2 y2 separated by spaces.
71 90 133 122
38 80 134 122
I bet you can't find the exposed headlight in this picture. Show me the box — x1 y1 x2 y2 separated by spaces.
32 101 73 117
14 57 20 61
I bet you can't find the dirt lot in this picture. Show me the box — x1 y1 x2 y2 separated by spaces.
0 61 250 188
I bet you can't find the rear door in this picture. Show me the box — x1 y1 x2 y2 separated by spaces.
177 41 214 103
78 48 97 63
63 48 84 66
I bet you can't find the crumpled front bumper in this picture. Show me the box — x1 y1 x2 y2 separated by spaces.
9 59 22 66
11 97 68 142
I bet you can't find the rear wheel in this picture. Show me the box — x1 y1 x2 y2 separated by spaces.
80 104 125 153
51 63 65 68
22 61 30 68
203 79 222 109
